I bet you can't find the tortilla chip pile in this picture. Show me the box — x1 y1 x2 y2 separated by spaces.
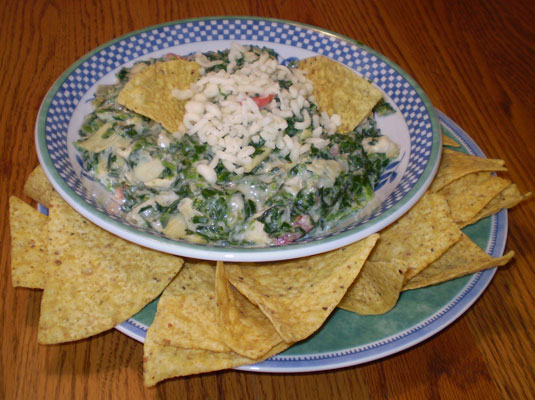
10 55 531 385
11 139 530 384
10 190 184 343
144 235 377 386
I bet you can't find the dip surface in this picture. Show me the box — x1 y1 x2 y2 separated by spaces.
75 44 399 246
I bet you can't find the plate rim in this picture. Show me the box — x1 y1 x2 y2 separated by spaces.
35 16 442 262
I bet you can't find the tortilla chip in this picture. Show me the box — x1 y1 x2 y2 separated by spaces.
225 234 379 343
369 192 461 281
464 184 532 227
403 233 514 290
298 55 382 132
23 165 54 207
338 259 408 315
438 172 511 226
148 260 230 353
429 148 507 192
144 260 291 385
215 261 283 359
117 59 200 133
143 329 289 386
38 193 183 344
442 134 460 148
9 196 48 288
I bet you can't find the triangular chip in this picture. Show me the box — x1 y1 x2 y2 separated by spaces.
23 165 54 207
143 259 291 385
442 134 460 148
438 172 511 226
225 234 379 343
143 328 289 386
9 196 48 289
215 261 283 359
429 148 507 192
117 59 200 132
464 184 532 227
369 192 461 281
38 193 183 344
298 55 382 132
148 260 230 353
338 259 408 315
403 233 514 290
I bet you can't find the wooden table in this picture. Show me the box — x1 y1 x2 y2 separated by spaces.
1 1 534 398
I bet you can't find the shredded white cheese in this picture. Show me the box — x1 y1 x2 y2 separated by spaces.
173 43 341 177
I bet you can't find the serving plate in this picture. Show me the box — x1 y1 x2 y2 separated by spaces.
115 109 506 372
35 17 441 262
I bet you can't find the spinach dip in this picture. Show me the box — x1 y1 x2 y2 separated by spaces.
75 44 399 246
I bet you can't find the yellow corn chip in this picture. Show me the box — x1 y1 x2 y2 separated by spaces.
143 259 291 385
149 260 230 353
225 234 379 343
442 134 460 148
403 233 514 290
215 261 283 359
38 193 183 344
9 196 48 289
465 184 532 227
23 165 54 207
298 55 382 132
338 259 408 315
117 59 200 132
369 192 461 281
438 172 511 226
429 148 507 192
143 329 289 386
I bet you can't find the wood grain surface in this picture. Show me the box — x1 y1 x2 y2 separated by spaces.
1 0 534 399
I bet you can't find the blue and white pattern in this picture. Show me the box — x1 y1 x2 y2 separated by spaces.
36 17 441 261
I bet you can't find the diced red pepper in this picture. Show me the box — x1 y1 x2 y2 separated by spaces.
252 94 274 108
273 232 303 246
293 214 314 233
164 53 180 61
330 144 340 157
114 186 125 202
